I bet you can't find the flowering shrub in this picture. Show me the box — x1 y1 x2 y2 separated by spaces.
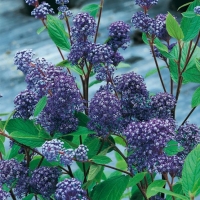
0 0 200 199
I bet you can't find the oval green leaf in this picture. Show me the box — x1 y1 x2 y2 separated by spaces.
191 87 200 108
33 96 47 117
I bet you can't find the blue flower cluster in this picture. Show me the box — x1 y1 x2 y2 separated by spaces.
75 144 89 161
0 185 10 200
108 21 131 50
123 118 182 174
135 0 159 10
31 2 54 19
55 178 88 200
25 0 37 6
30 166 61 199
0 159 29 198
114 72 150 121
56 0 72 19
14 50 84 135
194 6 200 15
88 90 123 137
176 122 200 157
71 13 97 42
42 139 89 164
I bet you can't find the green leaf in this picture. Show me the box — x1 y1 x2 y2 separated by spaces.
73 169 84 181
152 187 189 200
116 160 127 170
89 80 102 87
191 87 200 108
183 66 200 83
91 175 130 200
192 179 200 197
114 135 126 147
166 12 184 40
169 42 200 83
91 155 112 164
0 139 5 155
88 164 102 181
166 182 184 200
10 131 45 148
145 66 166 78
154 38 168 52
182 11 196 18
6 118 38 135
84 137 100 158
75 112 89 127
56 60 83 75
46 15 70 51
142 33 149 45
196 58 200 72
8 143 21 159
128 172 147 187
22 193 34 200
181 0 200 41
182 144 200 197
146 180 166 198
116 62 130 69
33 96 47 117
37 26 46 35
81 4 99 18
163 140 184 156
67 126 95 136
38 128 52 140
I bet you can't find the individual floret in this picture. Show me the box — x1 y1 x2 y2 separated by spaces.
55 178 88 200
31 2 54 19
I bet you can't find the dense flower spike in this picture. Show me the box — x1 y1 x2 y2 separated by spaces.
31 2 54 19
88 90 122 137
94 65 115 81
135 0 159 10
75 144 89 161
14 89 38 119
194 6 200 14
0 159 29 198
150 92 176 119
37 71 84 134
108 21 131 50
114 72 150 121
68 42 91 65
131 11 153 33
148 155 183 176
55 178 88 200
154 14 169 41
25 0 37 6
14 49 35 74
124 118 176 173
30 167 60 199
0 185 10 200
42 139 64 161
71 13 97 41
176 122 200 156
87 43 114 66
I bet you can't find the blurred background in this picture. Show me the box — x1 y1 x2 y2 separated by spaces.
0 0 199 125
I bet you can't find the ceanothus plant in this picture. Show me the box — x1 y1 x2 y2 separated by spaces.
0 0 200 199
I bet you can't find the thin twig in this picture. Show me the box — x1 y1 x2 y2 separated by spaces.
181 107 196 125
